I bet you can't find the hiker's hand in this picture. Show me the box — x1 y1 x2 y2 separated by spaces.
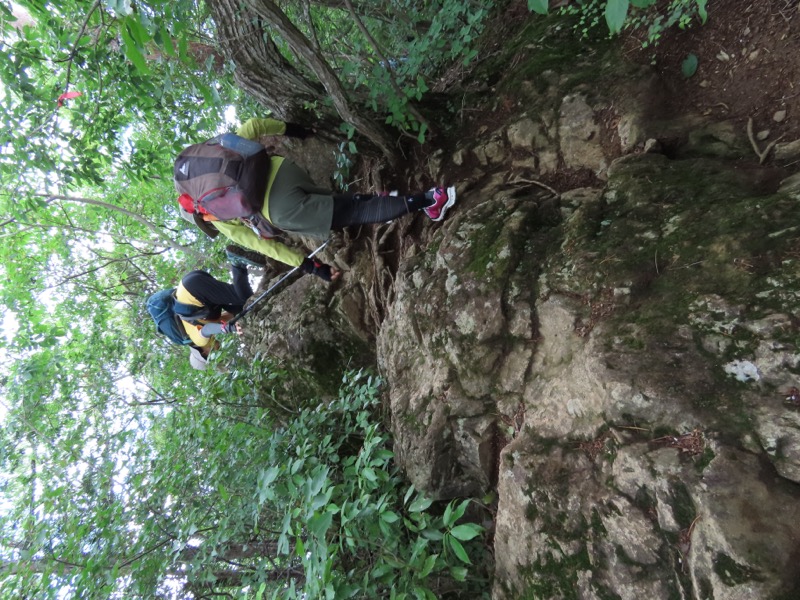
301 257 336 282
235 322 244 336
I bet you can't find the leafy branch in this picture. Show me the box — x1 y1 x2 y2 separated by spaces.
341 0 431 135
40 194 206 260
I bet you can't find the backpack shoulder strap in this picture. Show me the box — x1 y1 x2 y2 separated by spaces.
241 213 281 239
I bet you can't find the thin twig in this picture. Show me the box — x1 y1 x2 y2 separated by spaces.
747 117 786 164
57 0 102 93
509 177 560 198
667 260 705 271
44 193 205 260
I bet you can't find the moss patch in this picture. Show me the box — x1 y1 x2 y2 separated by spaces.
545 154 800 435
713 553 764 586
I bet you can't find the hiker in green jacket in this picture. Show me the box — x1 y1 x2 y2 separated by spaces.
178 117 456 282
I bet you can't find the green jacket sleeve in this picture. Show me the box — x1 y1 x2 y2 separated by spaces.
212 219 304 268
236 118 287 140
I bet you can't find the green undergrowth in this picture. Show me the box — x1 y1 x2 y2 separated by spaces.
187 369 492 599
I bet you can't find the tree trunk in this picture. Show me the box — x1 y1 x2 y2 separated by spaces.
207 0 325 123
209 0 399 164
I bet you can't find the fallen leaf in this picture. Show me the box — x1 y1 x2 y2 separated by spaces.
57 91 83 107
682 54 699 78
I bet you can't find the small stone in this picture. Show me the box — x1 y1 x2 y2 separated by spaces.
773 110 787 123
743 26 751 36
757 129 770 141
716 51 731 62
699 80 710 88
724 360 760 382
748 49 760 61
643 138 662 153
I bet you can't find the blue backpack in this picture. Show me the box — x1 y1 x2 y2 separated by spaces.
146 289 192 346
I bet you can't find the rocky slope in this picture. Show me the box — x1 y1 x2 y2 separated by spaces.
242 17 800 600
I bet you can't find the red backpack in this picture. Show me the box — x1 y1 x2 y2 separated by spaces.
174 133 280 238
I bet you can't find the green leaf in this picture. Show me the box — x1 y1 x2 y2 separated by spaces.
528 0 549 15
450 566 468 582
695 0 708 24
309 511 333 540
630 0 656 7
309 465 329 496
120 22 150 75
419 553 437 577
447 535 471 564
157 25 176 57
681 53 699 78
450 523 482 541
450 499 469 524
412 586 437 600
371 562 394 579
281 511 293 536
381 510 401 524
420 528 444 541
256 582 267 600
403 484 416 505
261 466 279 486
125 16 152 47
408 495 433 513
417 123 428 144
278 532 290 555
463 49 479 66
604 0 630 34
104 0 133 17
443 503 454 527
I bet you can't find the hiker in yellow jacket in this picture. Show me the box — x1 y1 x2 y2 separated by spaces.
146 264 252 370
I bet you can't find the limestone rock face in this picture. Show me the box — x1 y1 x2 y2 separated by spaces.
558 93 607 176
375 153 800 599
494 435 800 600
376 183 557 499
241 272 372 402
238 36 800 599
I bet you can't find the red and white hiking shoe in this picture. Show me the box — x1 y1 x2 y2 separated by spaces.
423 186 457 222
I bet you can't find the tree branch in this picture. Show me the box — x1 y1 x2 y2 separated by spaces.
52 250 168 288
341 0 431 133
244 0 399 163
40 194 206 260
57 0 102 95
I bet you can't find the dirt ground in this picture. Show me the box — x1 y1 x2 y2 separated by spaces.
626 0 800 163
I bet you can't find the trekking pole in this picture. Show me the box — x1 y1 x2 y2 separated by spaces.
200 239 331 336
